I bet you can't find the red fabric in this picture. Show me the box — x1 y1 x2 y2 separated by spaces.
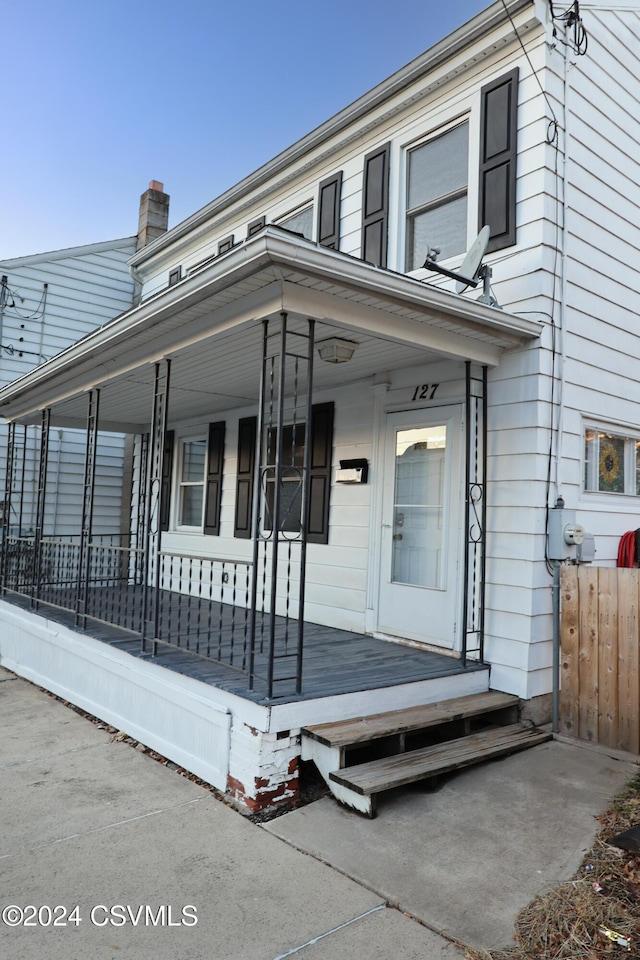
617 530 637 567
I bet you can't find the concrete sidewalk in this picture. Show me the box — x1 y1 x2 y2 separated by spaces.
1 666 636 958
0 668 459 960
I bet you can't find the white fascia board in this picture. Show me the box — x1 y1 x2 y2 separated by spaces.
578 1 640 8
130 0 535 269
267 234 541 342
0 237 137 269
0 231 540 419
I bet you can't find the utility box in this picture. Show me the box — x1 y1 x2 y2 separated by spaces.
548 503 586 560
575 534 596 563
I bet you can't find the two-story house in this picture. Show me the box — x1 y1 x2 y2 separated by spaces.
0 0 637 813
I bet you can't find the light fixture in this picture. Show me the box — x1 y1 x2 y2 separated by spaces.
317 337 358 364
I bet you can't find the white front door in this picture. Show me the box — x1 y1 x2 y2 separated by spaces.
377 406 463 649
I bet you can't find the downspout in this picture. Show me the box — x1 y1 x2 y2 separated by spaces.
554 25 571 500
551 22 571 730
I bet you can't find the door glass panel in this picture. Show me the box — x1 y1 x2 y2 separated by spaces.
392 425 446 588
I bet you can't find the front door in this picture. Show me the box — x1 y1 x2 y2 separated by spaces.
377 406 463 649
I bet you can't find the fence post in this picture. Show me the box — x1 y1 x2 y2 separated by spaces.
552 560 561 733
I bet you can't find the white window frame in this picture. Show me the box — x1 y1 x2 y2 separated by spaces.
274 201 314 240
175 433 207 531
583 422 640 497
395 104 479 277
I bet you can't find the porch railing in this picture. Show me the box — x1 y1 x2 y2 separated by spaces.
155 551 252 670
0 533 270 688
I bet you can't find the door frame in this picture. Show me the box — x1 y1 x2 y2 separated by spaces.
371 400 466 652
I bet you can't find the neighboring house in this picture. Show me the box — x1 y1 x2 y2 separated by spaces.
0 0 637 813
0 238 137 538
0 182 169 539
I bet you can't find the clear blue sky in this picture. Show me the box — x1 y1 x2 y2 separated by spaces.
1 0 490 260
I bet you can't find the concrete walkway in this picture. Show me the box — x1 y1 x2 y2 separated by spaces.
266 739 636 950
1 666 636 959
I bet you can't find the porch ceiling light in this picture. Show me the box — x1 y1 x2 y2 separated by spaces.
317 337 358 363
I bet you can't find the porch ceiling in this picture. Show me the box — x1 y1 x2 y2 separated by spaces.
0 229 540 431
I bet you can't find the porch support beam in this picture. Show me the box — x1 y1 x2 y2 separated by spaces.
142 359 171 656
297 317 315 694
279 282 505 366
31 408 51 609
14 414 148 435
75 389 100 629
462 362 488 666
1 421 16 593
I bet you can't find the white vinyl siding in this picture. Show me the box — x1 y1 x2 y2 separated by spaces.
0 238 136 538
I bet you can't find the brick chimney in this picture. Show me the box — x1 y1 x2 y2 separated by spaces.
136 180 170 249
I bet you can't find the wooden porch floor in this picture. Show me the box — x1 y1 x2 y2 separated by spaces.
2 586 488 705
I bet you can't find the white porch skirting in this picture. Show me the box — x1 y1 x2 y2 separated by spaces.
0 601 489 813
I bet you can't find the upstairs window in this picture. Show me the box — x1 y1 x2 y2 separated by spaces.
584 427 640 495
405 122 469 271
278 204 314 240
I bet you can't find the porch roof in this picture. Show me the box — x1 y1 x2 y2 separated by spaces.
0 229 540 431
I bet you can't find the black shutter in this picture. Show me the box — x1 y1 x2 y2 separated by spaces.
234 417 257 539
479 68 519 252
247 216 266 238
317 172 343 249
217 235 234 255
361 143 390 267
204 422 225 536
307 402 334 545
159 430 174 532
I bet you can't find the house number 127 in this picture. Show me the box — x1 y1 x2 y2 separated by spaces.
411 383 439 401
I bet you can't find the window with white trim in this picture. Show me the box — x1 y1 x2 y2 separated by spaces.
276 203 314 240
405 121 469 271
177 436 207 527
584 427 640 495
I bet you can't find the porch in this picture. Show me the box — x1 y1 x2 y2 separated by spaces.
0 228 539 810
0 540 487 706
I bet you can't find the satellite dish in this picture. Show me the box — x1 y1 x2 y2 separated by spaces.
421 224 500 308
455 225 490 293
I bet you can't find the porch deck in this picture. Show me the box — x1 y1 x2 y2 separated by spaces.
1 586 487 706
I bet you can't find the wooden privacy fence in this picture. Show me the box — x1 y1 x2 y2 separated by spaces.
560 565 639 753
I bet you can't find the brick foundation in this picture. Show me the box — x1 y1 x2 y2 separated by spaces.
226 719 301 814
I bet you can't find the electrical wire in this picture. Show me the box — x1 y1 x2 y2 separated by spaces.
0 343 48 362
500 0 560 145
549 2 589 56
501 0 569 571
4 284 47 321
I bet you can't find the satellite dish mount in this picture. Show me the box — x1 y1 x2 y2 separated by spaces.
421 225 500 308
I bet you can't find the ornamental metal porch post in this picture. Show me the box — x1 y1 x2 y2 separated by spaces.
462 362 488 666
141 359 171 656
75 389 100 628
0 421 16 593
31 408 51 610
248 314 315 697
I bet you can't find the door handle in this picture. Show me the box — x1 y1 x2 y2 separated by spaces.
393 533 403 541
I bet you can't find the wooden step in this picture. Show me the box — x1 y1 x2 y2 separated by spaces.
302 691 519 750
328 724 552 816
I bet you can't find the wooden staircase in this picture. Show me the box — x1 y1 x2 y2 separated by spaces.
301 691 551 817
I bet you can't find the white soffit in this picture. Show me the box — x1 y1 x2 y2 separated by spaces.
0 231 540 424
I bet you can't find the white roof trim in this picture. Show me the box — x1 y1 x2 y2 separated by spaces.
0 229 540 419
130 0 534 267
0 236 137 269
